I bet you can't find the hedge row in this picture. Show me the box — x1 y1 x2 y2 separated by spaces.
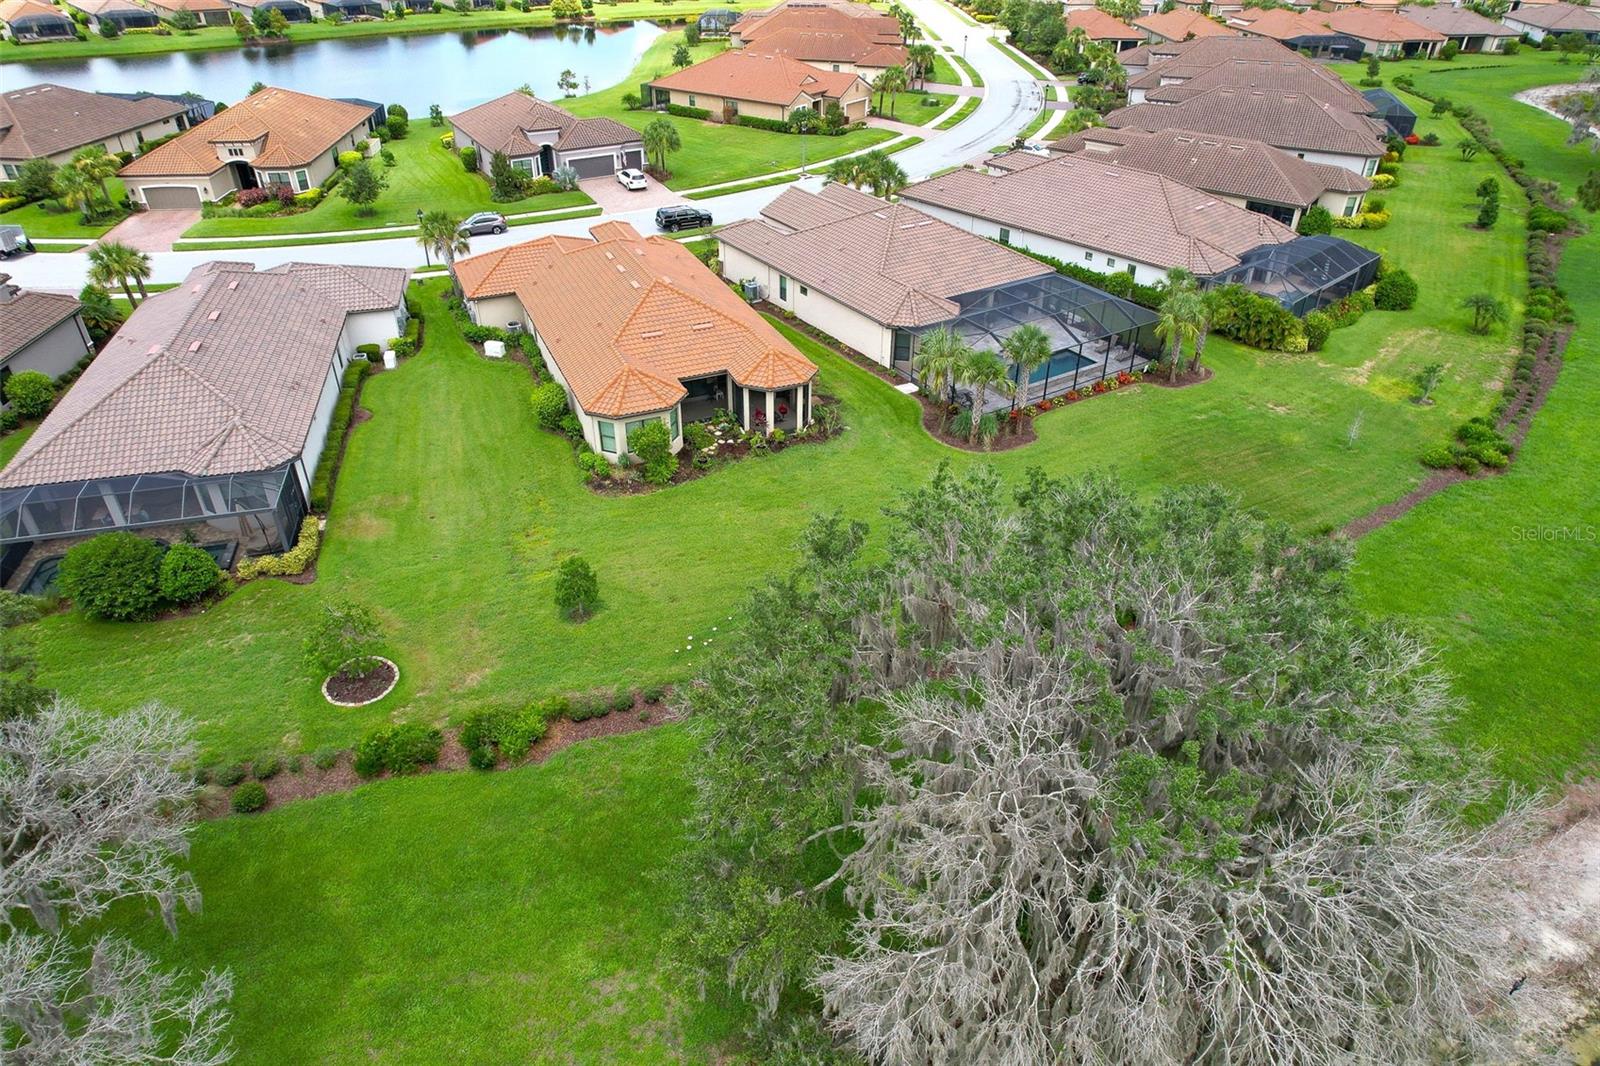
308 360 372 511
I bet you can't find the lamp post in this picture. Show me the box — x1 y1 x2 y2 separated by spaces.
963 33 968 57
417 208 430 266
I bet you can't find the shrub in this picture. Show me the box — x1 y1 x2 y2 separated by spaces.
1302 310 1333 352
1420 444 1456 469
1527 205 1571 233
354 722 443 777
1374 269 1419 311
1369 173 1397 189
609 688 635 713
311 747 340 770
498 708 548 760
628 419 675 485
293 187 322 206
529 380 569 430
554 556 599 620
1209 283 1302 351
2 370 54 419
303 598 384 680
577 450 611 482
235 518 319 579
665 103 711 121
252 753 284 780
58 533 162 621
338 149 363 168
459 146 478 172
469 745 497 770
683 422 713 453
557 412 582 441
0 589 44 628
215 762 248 787
231 781 268 813
1297 205 1333 236
568 691 609 721
157 542 221 604
0 409 17 434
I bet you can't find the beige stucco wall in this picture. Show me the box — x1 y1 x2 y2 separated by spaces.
123 166 238 206
720 242 895 367
1318 187 1366 217
659 86 791 122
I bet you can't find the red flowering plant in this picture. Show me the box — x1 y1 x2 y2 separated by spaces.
1404 133 1420 145
1093 380 1109 394
1064 390 1079 402
1116 371 1133 386
1037 399 1054 412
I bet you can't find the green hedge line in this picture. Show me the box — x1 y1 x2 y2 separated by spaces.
308 359 372 511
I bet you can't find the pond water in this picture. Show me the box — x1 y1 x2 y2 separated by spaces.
1 21 665 113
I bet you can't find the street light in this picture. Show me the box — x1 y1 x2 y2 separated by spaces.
963 33 968 57
416 208 430 266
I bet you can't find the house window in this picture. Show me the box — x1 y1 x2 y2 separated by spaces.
798 284 808 296
625 418 655 449
729 99 739 115
688 95 697 107
598 421 617 453
265 171 291 186
1083 251 1094 262
1 163 17 180
1106 258 1116 268
512 157 534 174
778 274 789 300
226 146 245 158
1343 196 1361 217
832 63 840 71
294 169 310 192
669 407 680 439
999 227 1010 244
1363 157 1379 177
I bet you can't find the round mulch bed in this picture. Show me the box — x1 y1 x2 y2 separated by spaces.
322 657 399 707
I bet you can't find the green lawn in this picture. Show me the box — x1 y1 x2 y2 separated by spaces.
104 726 748 1064
1339 52 1600 788
1 178 128 238
0 423 37 467
181 134 590 239
0 0 766 62
928 52 960 86
872 89 958 126
563 29 897 189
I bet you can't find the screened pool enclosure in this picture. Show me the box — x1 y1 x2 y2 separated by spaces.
891 274 1160 411
0 466 306 586
1208 237 1382 319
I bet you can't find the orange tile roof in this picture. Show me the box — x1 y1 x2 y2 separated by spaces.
1065 7 1143 40
1323 7 1445 40
1133 9 1240 40
456 223 815 418
735 1 907 66
650 50 867 106
119 86 370 177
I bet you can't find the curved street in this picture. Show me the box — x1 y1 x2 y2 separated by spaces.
0 0 1039 289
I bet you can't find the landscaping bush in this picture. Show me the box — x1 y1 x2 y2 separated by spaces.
354 722 442 777
308 360 369 510
1209 284 1302 351
1302 310 1333 352
1527 204 1571 233
311 746 341 770
577 450 611 482
554 556 599 621
628 419 675 485
215 762 248 787
468 745 497 770
1296 205 1333 236
339 149 363 168
58 532 162 621
157 542 221 605
235 518 319 579
567 691 609 721
230 781 268 814
498 707 548 760
530 380 570 430
1420 444 1456 469
665 103 711 121
609 688 635 713
459 146 478 172
0 409 18 434
1374 268 1419 311
252 753 284 780
2 370 54 419
0 589 43 628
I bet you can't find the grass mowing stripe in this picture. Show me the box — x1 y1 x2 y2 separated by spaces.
685 174 800 200
935 97 981 130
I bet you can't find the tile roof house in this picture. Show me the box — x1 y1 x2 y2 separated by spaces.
0 261 409 581
118 86 374 209
457 221 818 453
1104 87 1388 174
1228 7 1369 57
0 276 92 407
1500 1 1600 42
1396 3 1518 50
1132 53 1374 114
1043 125 1370 227
1322 8 1446 55
62 0 160 32
1065 7 1145 48
718 184 1162 406
136 0 232 26
648 50 872 124
222 0 312 21
448 93 643 180
732 0 908 76
1 83 188 178
0 0 75 40
900 152 1300 282
1132 9 1241 43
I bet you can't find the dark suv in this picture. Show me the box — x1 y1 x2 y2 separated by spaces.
655 206 713 232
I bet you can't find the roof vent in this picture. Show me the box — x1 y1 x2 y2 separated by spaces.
629 280 640 289
604 251 614 260
207 310 221 321
691 321 713 331
188 340 203 352
640 329 664 339
616 264 626 273
227 280 239 290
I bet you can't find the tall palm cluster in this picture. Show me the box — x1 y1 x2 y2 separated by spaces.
85 241 152 306
870 66 910 118
911 323 1053 446
824 150 909 198
1154 269 1220 384
43 145 123 224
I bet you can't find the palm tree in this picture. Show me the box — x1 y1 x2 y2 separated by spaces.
825 154 867 188
87 241 152 305
72 145 120 210
641 118 681 177
1461 292 1508 334
912 325 968 431
1188 288 1221 374
416 211 471 294
1000 323 1051 414
1155 289 1203 384
1161 267 1197 294
864 152 908 198
872 66 908 117
54 165 98 224
958 348 1014 444
907 43 936 90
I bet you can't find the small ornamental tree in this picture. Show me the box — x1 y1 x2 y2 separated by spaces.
628 419 675 484
1462 291 1508 334
1413 361 1445 404
429 103 444 126
488 150 528 200
157 543 221 605
554 556 599 621
530 380 570 429
302 599 384 680
170 7 198 30
1477 195 1500 229
58 533 162 621
2 369 54 419
15 158 58 203
1297 204 1333 236
673 42 691 66
1374 267 1419 310
385 102 409 139
337 159 387 216
642 118 681 177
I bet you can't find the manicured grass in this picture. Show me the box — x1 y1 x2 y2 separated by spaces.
0 0 765 62
684 174 799 200
872 89 958 126
934 95 980 129
564 29 897 190
952 52 984 88
0 423 37 468
928 52 960 86
1340 52 1600 788
170 207 602 249
0 179 128 238
990 37 1050 80
104 726 748 1064
181 134 591 239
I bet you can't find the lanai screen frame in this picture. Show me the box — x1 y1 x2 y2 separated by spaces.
1208 236 1381 318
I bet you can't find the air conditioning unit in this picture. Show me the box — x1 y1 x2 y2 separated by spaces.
506 321 524 333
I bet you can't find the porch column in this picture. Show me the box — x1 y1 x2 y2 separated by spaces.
799 384 809 429
764 390 774 435
742 386 750 429
726 374 735 412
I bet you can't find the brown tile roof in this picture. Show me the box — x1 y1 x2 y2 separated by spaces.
0 277 80 365
1138 56 1374 113
1229 7 1341 40
901 153 1298 275
119 87 370 177
0 83 185 163
1500 0 1600 30
735 1 907 66
1323 8 1445 40
139 0 230 13
745 26 907 67
457 222 815 418
650 50 867 107
1106 87 1387 157
447 92 639 158
1124 33 1299 81
757 179 881 229
1396 4 1518 37
1065 7 1143 40
1050 125 1369 207
0 261 407 489
1132 9 1240 40
718 185 1052 327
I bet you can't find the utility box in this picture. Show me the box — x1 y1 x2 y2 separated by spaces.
484 340 505 359
383 349 397 370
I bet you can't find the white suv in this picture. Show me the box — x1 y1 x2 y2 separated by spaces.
616 168 649 191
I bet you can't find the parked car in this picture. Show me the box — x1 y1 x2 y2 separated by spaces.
458 211 507 236
655 206 713 233
616 168 649 191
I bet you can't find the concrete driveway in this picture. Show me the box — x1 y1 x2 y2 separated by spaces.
578 174 683 214
94 208 199 253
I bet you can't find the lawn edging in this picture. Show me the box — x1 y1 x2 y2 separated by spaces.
685 173 800 200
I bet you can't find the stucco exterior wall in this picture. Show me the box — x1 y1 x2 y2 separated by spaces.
466 294 526 331
719 242 895 366
659 86 792 122
123 167 237 206
343 306 408 350
1317 187 1365 217
295 350 348 499
0 314 92 389
904 200 1168 285
7 114 184 173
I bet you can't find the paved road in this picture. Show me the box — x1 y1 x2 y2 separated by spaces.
3 0 1037 289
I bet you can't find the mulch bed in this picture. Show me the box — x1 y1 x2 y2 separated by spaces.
199 692 681 819
1146 365 1214 389
324 659 397 705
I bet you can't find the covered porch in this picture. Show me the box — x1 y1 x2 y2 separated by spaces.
680 372 812 435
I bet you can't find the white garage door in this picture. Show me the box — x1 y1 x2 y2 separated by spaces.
141 186 202 210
